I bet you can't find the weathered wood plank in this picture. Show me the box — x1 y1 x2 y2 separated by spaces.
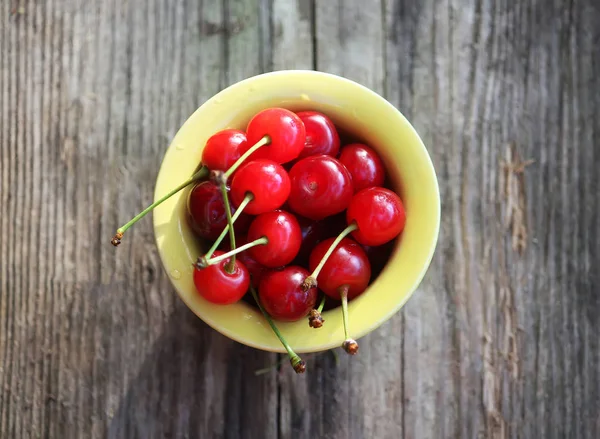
271 0 314 70
0 1 279 438
385 1 600 439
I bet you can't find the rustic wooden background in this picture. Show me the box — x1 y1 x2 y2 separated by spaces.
1 0 599 438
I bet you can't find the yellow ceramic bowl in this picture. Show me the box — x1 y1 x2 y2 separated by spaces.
153 70 440 353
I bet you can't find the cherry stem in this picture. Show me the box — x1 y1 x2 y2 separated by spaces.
254 356 289 376
303 222 358 288
111 166 209 246
218 182 238 273
206 236 268 266
204 192 253 260
224 135 271 179
340 285 358 355
340 285 351 340
249 285 306 374
331 349 340 366
317 295 326 313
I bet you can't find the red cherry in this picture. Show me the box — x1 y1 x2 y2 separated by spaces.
308 238 371 300
346 187 406 246
296 111 340 159
244 108 306 164
230 159 290 215
288 155 353 220
221 235 268 288
201 129 247 173
247 210 302 268
338 143 385 192
259 266 318 321
187 181 251 240
193 251 250 304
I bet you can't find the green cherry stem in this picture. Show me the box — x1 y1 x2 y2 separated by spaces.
331 349 340 366
224 135 271 179
254 355 289 376
249 284 306 374
205 236 268 266
302 222 358 289
317 295 326 313
340 286 350 340
219 182 237 273
340 285 358 355
204 192 253 260
111 165 209 246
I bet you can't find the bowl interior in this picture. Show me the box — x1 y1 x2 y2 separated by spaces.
153 70 440 353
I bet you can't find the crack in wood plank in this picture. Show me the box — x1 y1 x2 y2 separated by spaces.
500 142 534 254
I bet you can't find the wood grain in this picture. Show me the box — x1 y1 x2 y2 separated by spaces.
1 0 599 438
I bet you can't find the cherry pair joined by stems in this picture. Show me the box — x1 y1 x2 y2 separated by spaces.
303 186 405 288
300 186 405 353
192 158 291 262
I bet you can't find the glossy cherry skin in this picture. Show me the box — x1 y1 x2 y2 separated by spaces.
338 143 385 192
308 238 371 300
259 266 318 321
201 129 247 173
346 187 406 246
230 159 291 215
296 111 340 159
244 108 306 164
193 251 250 304
247 210 302 268
187 181 251 240
221 235 268 288
288 155 353 220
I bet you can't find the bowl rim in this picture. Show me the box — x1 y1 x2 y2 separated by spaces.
153 69 441 353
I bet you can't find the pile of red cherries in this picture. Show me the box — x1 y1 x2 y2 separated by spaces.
112 108 406 373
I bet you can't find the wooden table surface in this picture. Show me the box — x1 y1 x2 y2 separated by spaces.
1 0 599 438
